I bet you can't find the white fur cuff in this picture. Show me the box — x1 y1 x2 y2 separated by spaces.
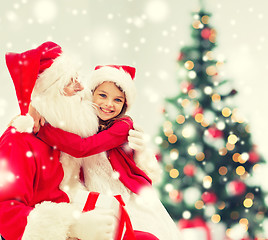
22 201 78 240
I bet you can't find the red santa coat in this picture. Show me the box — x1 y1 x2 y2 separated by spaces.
37 117 152 194
0 127 74 240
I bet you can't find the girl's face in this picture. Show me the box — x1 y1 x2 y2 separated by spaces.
93 81 125 121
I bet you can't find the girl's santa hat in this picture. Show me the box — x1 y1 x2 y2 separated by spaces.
5 41 79 115
88 65 136 111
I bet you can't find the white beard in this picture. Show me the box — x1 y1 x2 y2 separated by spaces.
32 90 98 137
32 88 103 200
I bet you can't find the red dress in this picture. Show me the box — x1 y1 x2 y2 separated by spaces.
0 127 70 240
37 117 152 194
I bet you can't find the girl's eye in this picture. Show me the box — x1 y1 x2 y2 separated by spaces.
99 94 106 98
115 98 122 103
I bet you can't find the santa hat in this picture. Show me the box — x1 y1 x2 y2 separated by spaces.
88 65 136 111
6 41 78 115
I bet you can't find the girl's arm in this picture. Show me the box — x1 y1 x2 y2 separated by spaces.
36 117 133 158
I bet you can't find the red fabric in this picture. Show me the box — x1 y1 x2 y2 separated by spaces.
95 65 136 80
0 127 69 240
82 192 100 212
5 42 62 115
37 117 152 194
124 231 159 240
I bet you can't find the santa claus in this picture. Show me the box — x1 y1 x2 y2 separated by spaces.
0 42 161 240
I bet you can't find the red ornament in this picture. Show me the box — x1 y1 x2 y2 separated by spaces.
207 127 223 138
181 81 194 93
155 152 162 162
177 52 184 61
183 164 196 177
201 28 211 39
169 190 183 203
227 180 246 196
201 191 217 204
248 151 260 163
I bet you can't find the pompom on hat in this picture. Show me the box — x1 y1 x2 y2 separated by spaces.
88 65 137 111
6 41 78 116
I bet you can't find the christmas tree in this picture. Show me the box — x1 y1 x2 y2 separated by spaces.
156 7 268 240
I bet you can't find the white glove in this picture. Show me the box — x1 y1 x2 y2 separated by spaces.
69 209 115 240
128 124 163 184
128 124 145 152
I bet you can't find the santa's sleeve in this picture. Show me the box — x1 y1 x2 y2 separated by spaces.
0 130 77 240
37 117 133 158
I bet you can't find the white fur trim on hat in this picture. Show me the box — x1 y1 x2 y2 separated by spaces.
88 66 136 110
32 53 81 98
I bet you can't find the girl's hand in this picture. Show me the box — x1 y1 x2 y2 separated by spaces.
28 104 46 133
128 124 146 152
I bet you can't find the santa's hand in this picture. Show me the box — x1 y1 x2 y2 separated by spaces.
28 103 46 133
69 209 115 240
128 123 146 152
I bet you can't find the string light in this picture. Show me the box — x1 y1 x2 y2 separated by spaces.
203 175 212 188
219 147 227 156
217 201 226 210
209 29 217 43
228 134 238 144
206 65 217 76
239 153 249 164
211 93 221 102
201 15 210 24
219 166 228 175
226 143 235 151
188 71 197 79
243 198 253 208
196 152 205 161
236 166 245 176
182 124 195 138
195 113 204 123
245 193 254 200
188 89 198 99
203 51 214 61
176 115 185 124
168 134 177 144
170 149 179 160
188 144 198 156
192 20 203 29
232 153 240 162
181 99 190 108
222 107 232 117
204 86 213 95
195 200 204 209
211 214 221 223
184 60 194 70
169 168 179 178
